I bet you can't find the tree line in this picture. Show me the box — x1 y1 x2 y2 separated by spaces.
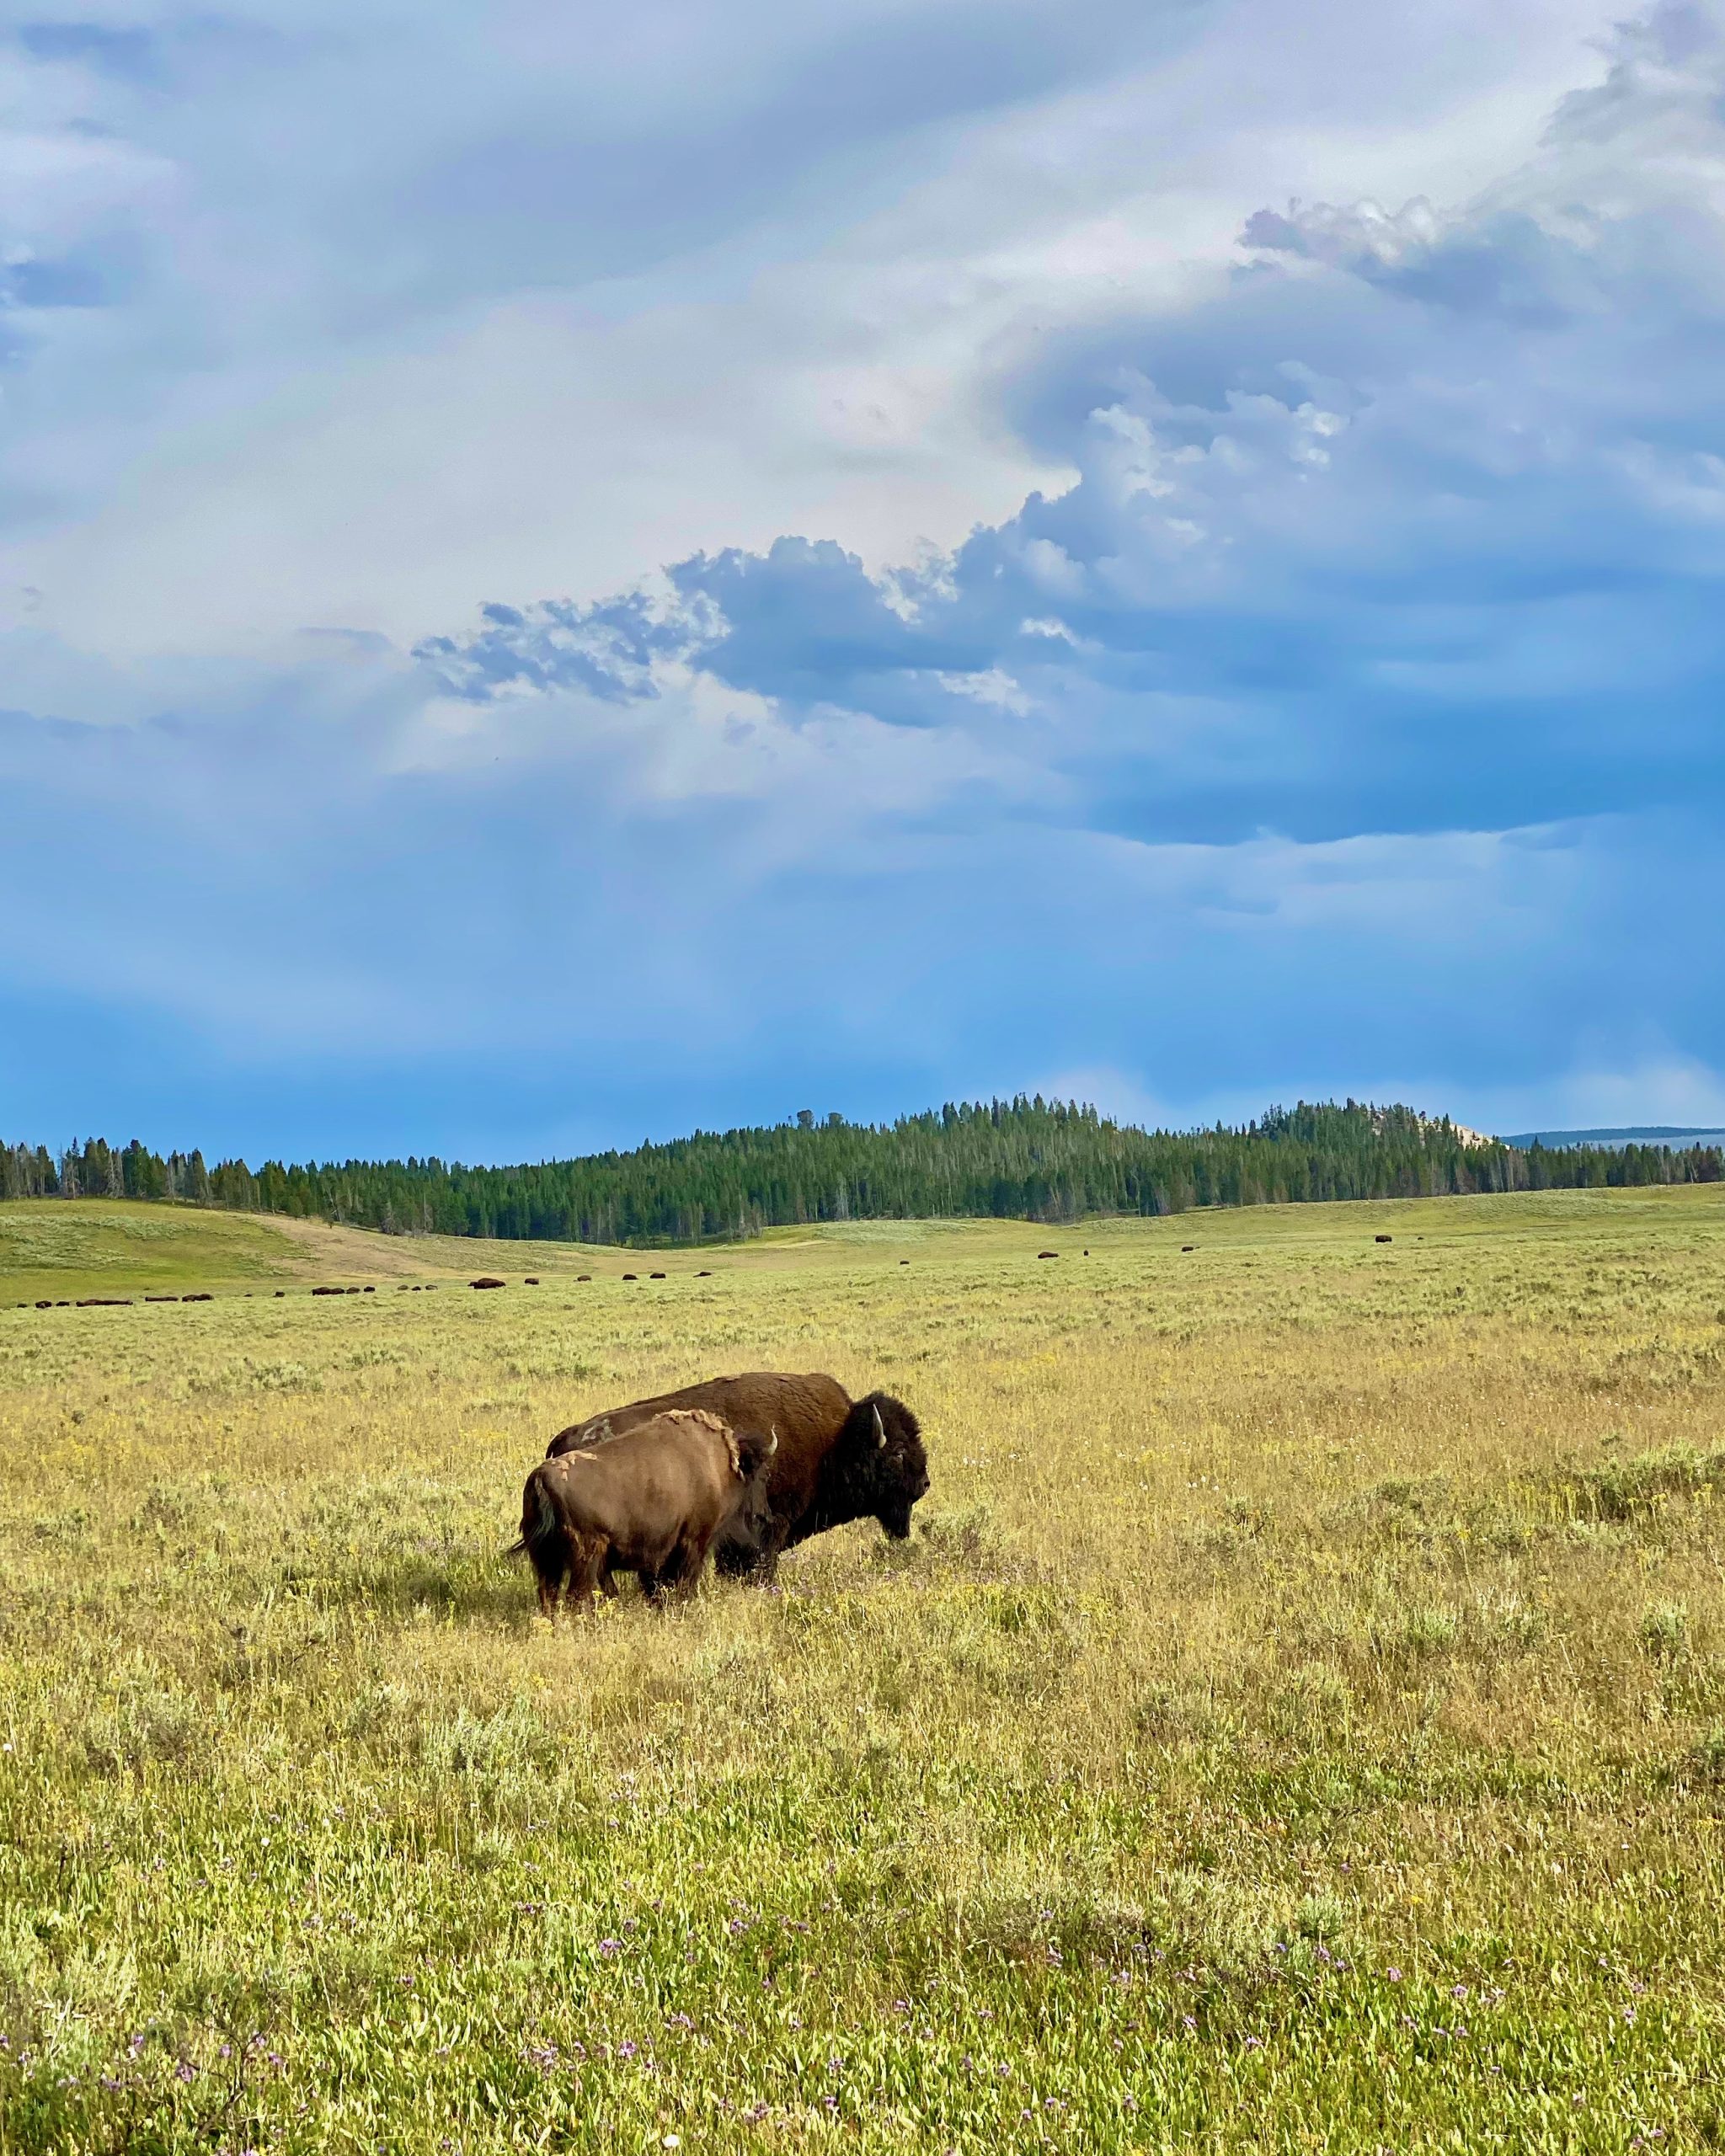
3 1100 1720 1246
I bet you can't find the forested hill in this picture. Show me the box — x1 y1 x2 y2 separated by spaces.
3 1100 1720 1246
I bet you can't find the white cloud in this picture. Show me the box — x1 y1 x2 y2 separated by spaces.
1459 1055 1725 1138
0 0 1626 655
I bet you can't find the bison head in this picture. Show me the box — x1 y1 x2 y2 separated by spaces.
841 1391 929 1540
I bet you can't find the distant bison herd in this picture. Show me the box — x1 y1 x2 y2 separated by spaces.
14 1271 713 1309
517 1370 930 1612
12 1232 1407 1325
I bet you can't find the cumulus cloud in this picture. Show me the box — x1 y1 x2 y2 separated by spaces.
0 0 1620 648
430 2 1725 853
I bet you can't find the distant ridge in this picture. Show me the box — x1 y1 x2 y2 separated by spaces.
6 1099 1723 1245
1505 1126 1725 1150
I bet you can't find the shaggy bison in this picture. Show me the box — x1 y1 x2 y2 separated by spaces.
547 1371 927 1580
516 1409 775 1611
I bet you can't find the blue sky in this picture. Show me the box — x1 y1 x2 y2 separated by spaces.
3 0 1722 1161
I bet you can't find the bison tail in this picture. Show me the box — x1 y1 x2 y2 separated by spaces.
514 1468 571 1595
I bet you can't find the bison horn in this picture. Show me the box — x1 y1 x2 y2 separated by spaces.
768 1426 779 1455
873 1403 887 1449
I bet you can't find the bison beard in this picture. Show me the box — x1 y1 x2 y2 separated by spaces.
546 1373 928 1580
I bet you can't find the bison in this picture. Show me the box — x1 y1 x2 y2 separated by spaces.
547 1372 927 1581
516 1409 775 1612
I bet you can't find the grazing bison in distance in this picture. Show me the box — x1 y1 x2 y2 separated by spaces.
516 1410 775 1611
547 1372 928 1580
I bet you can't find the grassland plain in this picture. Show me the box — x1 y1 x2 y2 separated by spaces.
2 1190 1725 2153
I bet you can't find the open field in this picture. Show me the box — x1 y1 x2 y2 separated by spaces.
3 1187 1725 2150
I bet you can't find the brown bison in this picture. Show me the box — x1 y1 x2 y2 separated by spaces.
547 1372 927 1580
516 1409 776 1612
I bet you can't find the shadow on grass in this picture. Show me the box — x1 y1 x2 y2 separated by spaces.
298 1548 733 1627
278 1550 538 1629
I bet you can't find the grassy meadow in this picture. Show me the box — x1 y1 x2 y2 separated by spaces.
3 1187 1725 2150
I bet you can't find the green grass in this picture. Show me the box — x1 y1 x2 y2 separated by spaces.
0 1201 638 1305
4 1187 1725 2149
0 1202 332 1303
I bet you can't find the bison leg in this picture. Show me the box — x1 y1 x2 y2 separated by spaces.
566 1533 608 1613
666 1529 717 1601
715 1511 788 1584
640 1535 707 1606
